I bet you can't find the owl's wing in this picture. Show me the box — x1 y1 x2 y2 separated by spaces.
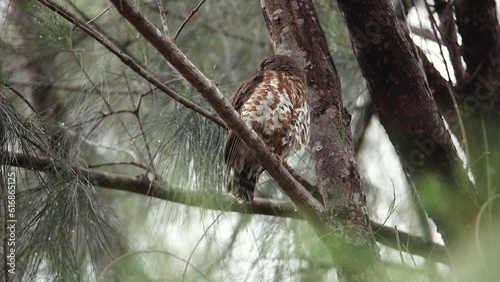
229 74 264 112
223 74 264 164
223 74 264 189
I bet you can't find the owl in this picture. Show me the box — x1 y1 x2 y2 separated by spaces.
224 55 309 203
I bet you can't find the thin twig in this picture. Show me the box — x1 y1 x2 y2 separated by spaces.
86 4 112 25
143 2 268 47
66 1 144 65
173 0 207 41
57 50 149 166
480 112 492 197
181 213 222 282
394 225 405 264
87 161 149 171
155 0 170 36
65 40 112 111
1 82 38 114
120 75 157 176
62 119 141 160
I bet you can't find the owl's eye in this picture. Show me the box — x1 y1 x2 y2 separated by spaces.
258 61 271 73
262 61 271 69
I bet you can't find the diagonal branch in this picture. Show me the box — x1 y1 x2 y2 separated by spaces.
106 0 324 221
400 20 468 152
418 47 467 147
454 0 500 82
454 0 500 201
1 151 449 264
37 0 226 129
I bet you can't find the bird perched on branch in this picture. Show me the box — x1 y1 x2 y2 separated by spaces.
224 55 309 203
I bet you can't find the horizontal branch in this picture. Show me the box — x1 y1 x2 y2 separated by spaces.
37 0 226 128
371 222 449 265
1 152 449 264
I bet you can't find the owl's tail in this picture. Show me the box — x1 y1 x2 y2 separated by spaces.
227 163 261 204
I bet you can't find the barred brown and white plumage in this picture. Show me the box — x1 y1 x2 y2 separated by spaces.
224 55 309 203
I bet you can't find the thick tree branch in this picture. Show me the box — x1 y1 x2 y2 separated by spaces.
454 0 500 200
105 0 324 222
336 0 477 250
399 21 467 149
399 22 465 142
454 0 500 83
37 0 226 129
419 51 453 115
0 151 449 264
417 48 467 145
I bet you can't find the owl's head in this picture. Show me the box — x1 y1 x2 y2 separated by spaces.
258 55 305 82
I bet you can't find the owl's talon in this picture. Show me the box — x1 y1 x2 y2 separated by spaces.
274 153 283 163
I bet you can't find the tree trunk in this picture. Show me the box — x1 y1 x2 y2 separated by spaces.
454 0 500 201
260 1 388 281
336 0 478 249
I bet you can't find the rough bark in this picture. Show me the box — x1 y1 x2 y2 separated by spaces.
400 22 464 146
261 1 388 281
454 0 500 200
417 46 465 142
336 0 478 249
454 0 500 81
